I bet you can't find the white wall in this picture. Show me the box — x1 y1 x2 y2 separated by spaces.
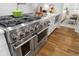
0 3 64 16
55 3 64 13
0 3 36 16
0 3 17 16
18 3 37 14
63 3 79 15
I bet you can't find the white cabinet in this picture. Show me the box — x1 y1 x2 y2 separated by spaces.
48 14 60 36
0 29 10 56
48 16 56 36
0 43 10 56
75 20 79 33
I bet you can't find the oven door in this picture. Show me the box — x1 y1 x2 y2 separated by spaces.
38 27 48 42
12 35 37 56
34 27 48 55
35 27 48 49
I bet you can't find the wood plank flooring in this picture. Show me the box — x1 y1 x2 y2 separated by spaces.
36 26 79 56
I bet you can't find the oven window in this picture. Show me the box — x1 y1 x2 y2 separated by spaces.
38 29 47 43
21 41 30 56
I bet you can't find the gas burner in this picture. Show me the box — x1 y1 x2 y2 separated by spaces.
0 15 41 28
0 19 26 27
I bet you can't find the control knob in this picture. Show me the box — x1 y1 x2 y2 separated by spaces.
35 25 39 32
10 34 18 42
19 32 25 40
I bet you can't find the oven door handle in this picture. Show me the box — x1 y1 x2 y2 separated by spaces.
37 27 48 35
12 35 36 49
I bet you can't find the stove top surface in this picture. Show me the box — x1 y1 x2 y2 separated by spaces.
0 15 41 28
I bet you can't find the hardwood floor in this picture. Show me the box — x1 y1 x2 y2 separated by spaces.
36 26 79 56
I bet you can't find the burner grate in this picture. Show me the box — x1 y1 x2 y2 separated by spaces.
0 15 41 27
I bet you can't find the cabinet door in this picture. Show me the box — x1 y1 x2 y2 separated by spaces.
51 16 55 28
0 34 10 56
50 16 56 30
75 20 79 33
48 16 56 35
0 43 10 56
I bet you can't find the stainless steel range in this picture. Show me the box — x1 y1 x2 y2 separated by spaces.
0 14 49 56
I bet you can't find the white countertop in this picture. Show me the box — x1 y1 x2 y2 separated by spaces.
41 12 60 20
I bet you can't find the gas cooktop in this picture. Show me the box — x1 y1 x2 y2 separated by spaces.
0 15 41 28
